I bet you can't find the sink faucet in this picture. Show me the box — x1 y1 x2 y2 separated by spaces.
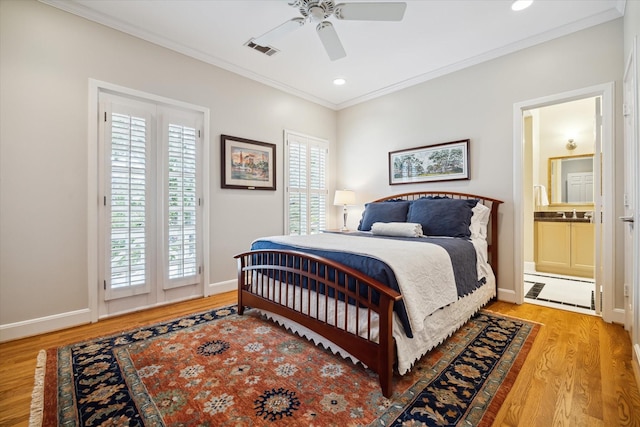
572 209 578 219
558 211 566 219
585 211 593 222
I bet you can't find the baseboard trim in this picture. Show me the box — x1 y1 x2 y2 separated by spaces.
497 287 517 303
524 262 536 274
633 344 640 394
206 279 236 296
0 308 92 343
0 280 238 342
611 308 626 325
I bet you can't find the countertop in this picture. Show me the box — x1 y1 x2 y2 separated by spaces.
534 211 592 223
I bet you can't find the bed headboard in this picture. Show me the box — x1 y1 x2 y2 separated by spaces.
372 191 503 285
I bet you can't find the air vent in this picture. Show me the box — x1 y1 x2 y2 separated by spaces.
245 40 279 56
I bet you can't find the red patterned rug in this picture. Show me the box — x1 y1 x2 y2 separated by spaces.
31 305 539 426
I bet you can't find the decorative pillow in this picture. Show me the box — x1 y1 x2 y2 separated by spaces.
371 222 423 237
406 198 477 238
470 202 491 240
357 201 410 231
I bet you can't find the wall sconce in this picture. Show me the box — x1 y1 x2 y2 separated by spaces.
566 138 577 150
333 190 355 231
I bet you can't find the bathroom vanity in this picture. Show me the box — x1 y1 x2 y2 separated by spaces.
534 211 595 278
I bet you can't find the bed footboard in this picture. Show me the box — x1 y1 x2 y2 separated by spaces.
235 249 402 398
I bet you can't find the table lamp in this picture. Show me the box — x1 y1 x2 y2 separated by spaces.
333 190 355 231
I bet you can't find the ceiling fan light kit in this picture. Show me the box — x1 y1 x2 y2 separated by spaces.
252 0 407 61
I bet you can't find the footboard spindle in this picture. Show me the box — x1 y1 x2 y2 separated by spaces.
235 249 402 397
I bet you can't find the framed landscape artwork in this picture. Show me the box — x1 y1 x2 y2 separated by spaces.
389 139 470 185
221 135 276 190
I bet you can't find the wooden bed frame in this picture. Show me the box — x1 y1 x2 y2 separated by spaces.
235 191 502 397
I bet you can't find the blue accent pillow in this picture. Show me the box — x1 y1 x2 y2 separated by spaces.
357 201 410 231
407 198 478 238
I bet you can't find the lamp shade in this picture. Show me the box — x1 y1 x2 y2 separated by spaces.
333 190 355 206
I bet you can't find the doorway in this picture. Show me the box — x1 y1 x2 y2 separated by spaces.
524 98 598 315
88 80 211 322
513 83 616 323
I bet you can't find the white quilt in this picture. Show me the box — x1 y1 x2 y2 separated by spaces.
255 233 458 334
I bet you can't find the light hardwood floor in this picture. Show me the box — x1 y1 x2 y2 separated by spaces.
1 293 639 426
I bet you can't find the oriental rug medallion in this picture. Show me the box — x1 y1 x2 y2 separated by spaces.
31 306 539 426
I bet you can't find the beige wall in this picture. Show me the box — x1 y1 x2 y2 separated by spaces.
0 0 337 330
336 19 624 301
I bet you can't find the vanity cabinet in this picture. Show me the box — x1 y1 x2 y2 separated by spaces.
534 221 594 278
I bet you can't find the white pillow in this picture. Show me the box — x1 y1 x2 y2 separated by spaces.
470 202 491 240
371 222 424 238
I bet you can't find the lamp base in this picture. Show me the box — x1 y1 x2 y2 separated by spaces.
342 207 349 231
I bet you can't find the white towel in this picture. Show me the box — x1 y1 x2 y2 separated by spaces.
371 222 423 237
534 185 549 207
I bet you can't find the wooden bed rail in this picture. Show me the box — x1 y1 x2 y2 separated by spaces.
235 249 402 397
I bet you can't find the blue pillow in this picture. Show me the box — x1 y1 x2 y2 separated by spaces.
358 201 410 231
407 198 478 238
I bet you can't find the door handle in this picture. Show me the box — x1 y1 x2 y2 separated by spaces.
619 215 635 223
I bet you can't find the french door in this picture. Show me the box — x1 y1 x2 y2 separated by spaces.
98 93 204 317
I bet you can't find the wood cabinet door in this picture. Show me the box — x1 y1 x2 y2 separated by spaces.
535 222 571 270
571 222 595 272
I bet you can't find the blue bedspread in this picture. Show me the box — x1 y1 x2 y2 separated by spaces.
251 233 485 338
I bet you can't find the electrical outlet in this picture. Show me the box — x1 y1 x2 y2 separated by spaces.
624 284 629 297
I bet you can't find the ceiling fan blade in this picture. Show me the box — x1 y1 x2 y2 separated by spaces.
334 2 407 21
316 21 346 61
253 17 305 46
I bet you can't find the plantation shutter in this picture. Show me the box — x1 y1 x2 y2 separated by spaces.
165 119 200 287
309 145 327 234
109 112 149 290
100 94 203 301
287 138 308 235
285 131 328 235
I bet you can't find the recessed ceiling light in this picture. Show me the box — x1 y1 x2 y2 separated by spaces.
511 0 533 11
333 78 346 86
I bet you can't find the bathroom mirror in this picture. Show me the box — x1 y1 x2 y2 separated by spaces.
548 154 594 205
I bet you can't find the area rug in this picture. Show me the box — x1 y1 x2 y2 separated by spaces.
31 305 539 426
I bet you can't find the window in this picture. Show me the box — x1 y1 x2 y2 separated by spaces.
284 131 329 235
99 93 203 300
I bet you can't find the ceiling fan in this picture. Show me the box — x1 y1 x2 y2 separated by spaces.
253 0 407 61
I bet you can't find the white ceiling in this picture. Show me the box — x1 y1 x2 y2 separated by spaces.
42 0 625 110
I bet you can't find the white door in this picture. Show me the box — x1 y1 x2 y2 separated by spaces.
623 39 639 361
566 172 593 204
594 96 603 315
98 93 205 317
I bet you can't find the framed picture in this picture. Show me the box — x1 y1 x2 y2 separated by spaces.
389 139 470 185
221 135 276 190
